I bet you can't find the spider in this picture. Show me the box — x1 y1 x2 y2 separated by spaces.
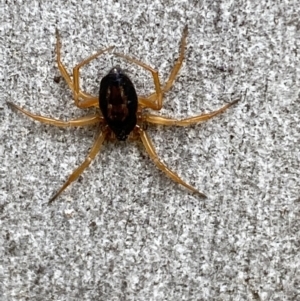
8 26 240 203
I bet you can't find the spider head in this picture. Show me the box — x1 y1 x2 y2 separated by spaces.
99 66 138 141
108 65 123 77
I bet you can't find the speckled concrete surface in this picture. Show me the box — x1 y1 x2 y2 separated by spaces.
1 0 300 300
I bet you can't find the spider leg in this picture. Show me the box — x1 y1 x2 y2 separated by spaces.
114 26 188 110
72 45 115 108
49 127 109 203
146 25 188 103
56 29 114 108
137 126 206 198
144 98 240 126
7 102 103 127
114 52 163 110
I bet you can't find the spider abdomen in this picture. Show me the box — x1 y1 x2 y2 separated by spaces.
99 66 138 141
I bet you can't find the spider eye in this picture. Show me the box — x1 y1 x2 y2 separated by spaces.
109 65 123 76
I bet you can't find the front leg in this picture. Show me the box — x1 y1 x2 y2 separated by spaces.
56 29 114 109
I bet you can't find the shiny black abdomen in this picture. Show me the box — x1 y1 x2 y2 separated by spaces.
99 66 138 141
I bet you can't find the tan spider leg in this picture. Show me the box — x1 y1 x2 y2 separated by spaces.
138 126 207 198
114 52 163 110
146 25 188 104
7 102 103 127
72 45 115 108
56 29 114 108
144 98 240 126
56 30 73 92
49 127 109 203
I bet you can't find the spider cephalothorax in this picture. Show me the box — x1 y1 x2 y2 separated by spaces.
8 26 240 203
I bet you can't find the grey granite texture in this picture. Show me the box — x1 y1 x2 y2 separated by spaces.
1 0 300 300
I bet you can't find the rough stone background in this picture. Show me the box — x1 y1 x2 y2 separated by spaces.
1 0 300 300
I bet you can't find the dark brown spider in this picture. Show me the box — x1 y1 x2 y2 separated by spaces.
8 26 240 203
